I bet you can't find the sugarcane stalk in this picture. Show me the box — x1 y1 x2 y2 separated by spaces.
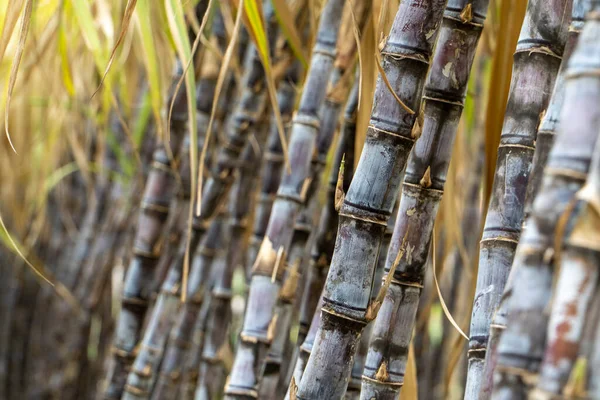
103 68 189 400
478 1 588 396
357 3 489 398
104 7 220 394
150 77 260 400
177 260 216 400
223 0 348 397
346 205 396 399
585 286 600 398
294 1 447 398
259 233 307 400
464 0 572 396
492 5 600 398
149 214 228 400
123 6 278 395
281 82 360 400
531 207 599 398
260 9 370 388
297 73 359 344
192 130 269 400
246 62 301 281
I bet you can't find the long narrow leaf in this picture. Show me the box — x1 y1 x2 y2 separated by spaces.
94 0 138 97
271 0 307 68
135 1 165 138
165 0 198 302
0 0 25 63
4 0 32 153
242 0 289 172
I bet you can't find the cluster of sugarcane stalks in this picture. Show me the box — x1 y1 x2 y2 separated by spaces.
8 0 600 398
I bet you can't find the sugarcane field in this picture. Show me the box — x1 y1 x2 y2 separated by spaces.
4 0 600 398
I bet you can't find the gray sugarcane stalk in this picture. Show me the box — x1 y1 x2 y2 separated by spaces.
122 214 225 400
192 37 303 397
531 167 600 398
294 0 447 398
297 72 359 345
103 66 189 400
193 135 270 400
122 4 281 395
223 0 347 397
246 61 301 281
104 9 219 396
259 232 307 400
585 281 600 398
478 0 589 396
118 21 233 400
152 90 271 400
492 4 600 398
464 0 572 396
259 7 371 390
358 2 489 398
282 79 360 400
346 204 396 399
150 214 230 399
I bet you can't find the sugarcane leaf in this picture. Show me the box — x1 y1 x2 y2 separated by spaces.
0 0 25 64
165 0 198 302
42 162 79 195
345 0 366 104
355 9 376 157
0 211 83 318
132 89 153 147
168 0 215 148
94 0 138 97
68 0 107 72
0 215 81 313
57 12 75 96
432 233 469 340
564 356 588 398
197 0 243 216
135 0 164 136
241 0 290 172
3 0 32 153
271 0 308 68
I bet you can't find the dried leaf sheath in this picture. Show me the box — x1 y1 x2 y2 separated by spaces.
492 6 600 398
295 1 447 398
479 0 588 394
358 1 489 398
224 0 347 397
